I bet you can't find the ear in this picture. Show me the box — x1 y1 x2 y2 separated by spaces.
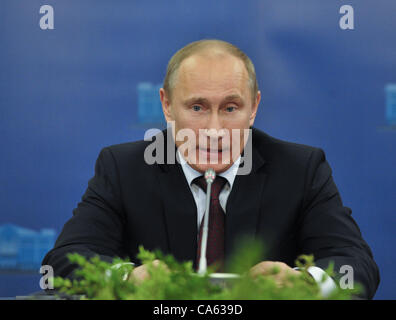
249 90 261 127
160 88 173 122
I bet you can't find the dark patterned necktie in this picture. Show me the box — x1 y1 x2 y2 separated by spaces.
193 175 227 271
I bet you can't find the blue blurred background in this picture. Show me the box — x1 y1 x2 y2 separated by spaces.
0 0 394 299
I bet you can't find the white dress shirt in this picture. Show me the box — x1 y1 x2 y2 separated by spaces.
177 150 241 231
177 150 337 298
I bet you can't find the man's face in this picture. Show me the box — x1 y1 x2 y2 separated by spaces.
160 51 260 173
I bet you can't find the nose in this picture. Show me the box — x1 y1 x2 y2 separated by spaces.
203 128 227 140
206 112 223 133
199 114 228 151
202 113 226 138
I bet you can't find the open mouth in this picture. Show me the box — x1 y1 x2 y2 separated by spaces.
197 148 230 160
198 148 223 153
193 147 232 165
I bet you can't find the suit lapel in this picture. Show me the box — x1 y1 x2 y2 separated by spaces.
157 156 198 264
225 145 267 258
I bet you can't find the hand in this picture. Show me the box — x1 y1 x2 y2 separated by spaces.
127 259 169 285
249 261 301 288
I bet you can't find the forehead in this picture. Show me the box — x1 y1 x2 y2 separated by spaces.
174 52 251 98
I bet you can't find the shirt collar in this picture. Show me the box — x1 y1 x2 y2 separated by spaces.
177 150 241 189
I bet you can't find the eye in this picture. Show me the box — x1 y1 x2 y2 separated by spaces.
225 106 236 112
192 105 202 112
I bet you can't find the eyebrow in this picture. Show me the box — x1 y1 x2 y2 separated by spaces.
182 94 244 106
183 97 209 106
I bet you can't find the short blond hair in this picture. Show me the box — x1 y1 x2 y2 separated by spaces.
163 39 258 102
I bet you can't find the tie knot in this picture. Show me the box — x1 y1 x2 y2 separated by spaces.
193 175 227 199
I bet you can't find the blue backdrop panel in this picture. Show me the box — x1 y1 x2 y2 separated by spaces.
0 0 394 298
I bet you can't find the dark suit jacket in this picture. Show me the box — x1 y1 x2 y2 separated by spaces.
42 128 380 298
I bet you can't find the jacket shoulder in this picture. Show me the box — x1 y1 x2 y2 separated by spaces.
252 128 324 167
106 139 150 156
98 138 153 170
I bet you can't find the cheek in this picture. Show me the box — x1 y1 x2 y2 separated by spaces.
225 109 252 126
173 122 200 149
223 116 251 140
178 113 206 132
227 123 250 152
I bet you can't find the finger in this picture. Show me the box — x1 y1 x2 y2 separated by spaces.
129 265 149 284
152 259 170 272
249 262 277 278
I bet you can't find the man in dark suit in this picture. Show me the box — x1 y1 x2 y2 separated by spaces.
42 39 379 299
